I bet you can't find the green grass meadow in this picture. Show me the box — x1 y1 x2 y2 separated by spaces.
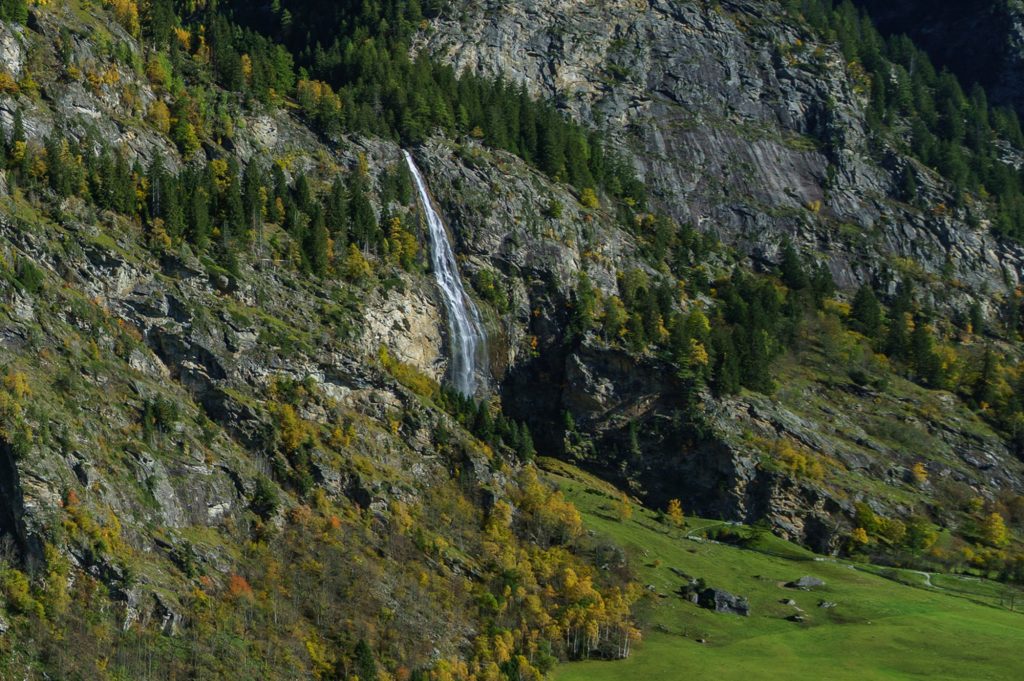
542 460 1024 681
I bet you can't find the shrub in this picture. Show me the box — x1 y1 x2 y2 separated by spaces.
15 258 44 294
251 474 279 520
579 187 599 209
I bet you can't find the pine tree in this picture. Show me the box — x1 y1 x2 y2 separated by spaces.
188 184 211 252
601 296 627 342
711 329 741 396
910 315 942 386
305 209 331 276
885 283 915 360
779 240 808 290
568 272 598 341
900 167 918 203
969 301 985 336
519 424 536 460
850 283 883 339
973 346 997 407
473 401 495 444
152 0 178 46
353 639 379 681
348 170 378 249
223 161 246 240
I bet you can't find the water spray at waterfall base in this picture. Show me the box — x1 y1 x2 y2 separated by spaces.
404 151 488 396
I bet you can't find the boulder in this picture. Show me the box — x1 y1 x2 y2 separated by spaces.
787 576 826 590
698 587 750 616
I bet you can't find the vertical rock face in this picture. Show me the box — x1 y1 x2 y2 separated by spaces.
401 0 1024 551
0 441 43 570
357 282 446 383
420 0 1024 313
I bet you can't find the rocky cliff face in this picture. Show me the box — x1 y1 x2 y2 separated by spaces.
420 0 1024 317
409 0 1024 548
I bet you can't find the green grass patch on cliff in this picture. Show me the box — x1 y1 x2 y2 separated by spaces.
542 460 1024 681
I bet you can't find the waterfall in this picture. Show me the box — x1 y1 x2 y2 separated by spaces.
403 151 487 396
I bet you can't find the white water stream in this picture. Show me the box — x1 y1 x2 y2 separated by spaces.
404 151 487 396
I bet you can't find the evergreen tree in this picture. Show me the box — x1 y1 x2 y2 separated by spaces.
145 0 177 48
900 167 918 203
973 346 998 407
353 639 378 681
850 283 883 339
910 315 942 386
778 240 808 290
473 402 495 444
325 176 348 241
0 0 28 24
243 161 265 241
223 161 246 240
711 328 741 396
969 301 985 336
568 272 598 341
305 208 331 276
519 424 536 460
348 170 378 249
885 283 915 360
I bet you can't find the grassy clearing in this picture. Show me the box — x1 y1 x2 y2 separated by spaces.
542 460 1024 681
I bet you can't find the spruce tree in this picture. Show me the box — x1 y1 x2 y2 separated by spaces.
353 639 378 681
779 240 808 290
850 283 883 339
568 272 598 341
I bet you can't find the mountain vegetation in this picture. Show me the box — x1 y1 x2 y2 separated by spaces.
0 0 1021 679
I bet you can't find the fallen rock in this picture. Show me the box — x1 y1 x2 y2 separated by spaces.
819 600 837 609
787 576 826 590
698 587 750 616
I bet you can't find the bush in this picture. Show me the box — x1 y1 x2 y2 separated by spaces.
15 258 44 294
251 475 279 520
0 566 42 616
579 187 599 209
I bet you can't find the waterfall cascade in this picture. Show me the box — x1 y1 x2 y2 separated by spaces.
403 151 488 396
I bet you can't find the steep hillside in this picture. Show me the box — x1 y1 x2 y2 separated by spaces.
421 0 1024 298
0 2 640 678
0 0 1022 679
416 0 1024 553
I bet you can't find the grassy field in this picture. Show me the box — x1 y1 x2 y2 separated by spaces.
542 459 1024 681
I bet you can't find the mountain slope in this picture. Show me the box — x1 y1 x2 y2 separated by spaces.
420 0 1024 299
415 0 1024 552
0 0 1022 679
